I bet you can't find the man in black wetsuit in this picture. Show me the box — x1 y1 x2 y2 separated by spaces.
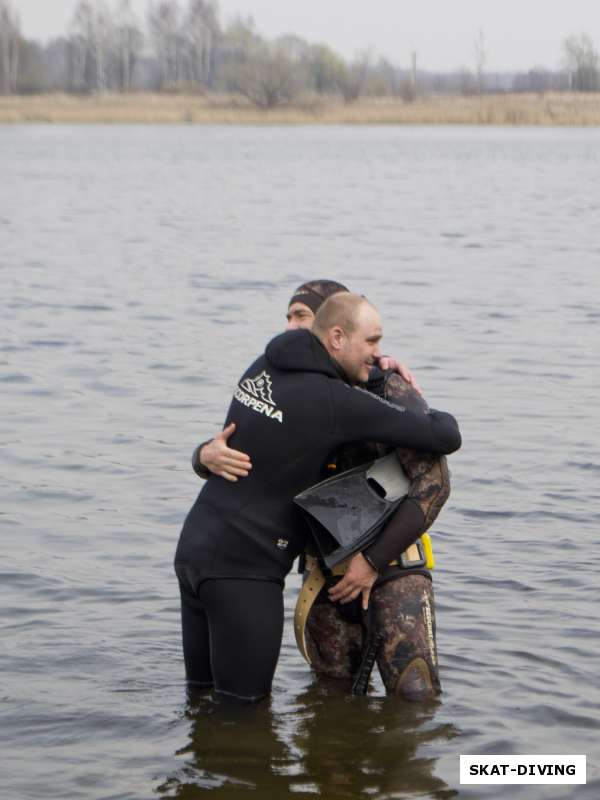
176 293 461 702
194 280 453 698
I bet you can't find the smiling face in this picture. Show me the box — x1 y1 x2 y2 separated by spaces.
332 303 383 383
286 302 315 330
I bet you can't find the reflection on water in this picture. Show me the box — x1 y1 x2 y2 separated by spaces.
159 681 458 799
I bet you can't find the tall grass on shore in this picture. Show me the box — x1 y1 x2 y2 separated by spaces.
1 92 600 125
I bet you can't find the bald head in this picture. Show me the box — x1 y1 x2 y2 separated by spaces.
311 293 369 338
312 293 383 383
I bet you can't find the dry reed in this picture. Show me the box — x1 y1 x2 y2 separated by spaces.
1 91 600 125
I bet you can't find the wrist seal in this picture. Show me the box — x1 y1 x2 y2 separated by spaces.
362 552 380 572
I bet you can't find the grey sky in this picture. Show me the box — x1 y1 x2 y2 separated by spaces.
12 0 600 71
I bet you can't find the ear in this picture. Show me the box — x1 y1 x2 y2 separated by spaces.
329 325 345 352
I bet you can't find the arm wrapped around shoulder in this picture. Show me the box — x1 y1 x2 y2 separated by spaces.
427 410 462 455
383 373 461 455
383 371 429 412
383 372 461 456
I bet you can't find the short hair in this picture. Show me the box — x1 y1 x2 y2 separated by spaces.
312 293 372 338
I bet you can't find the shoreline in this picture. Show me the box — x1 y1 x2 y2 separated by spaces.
2 91 600 125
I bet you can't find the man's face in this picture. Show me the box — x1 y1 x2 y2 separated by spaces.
286 302 315 330
335 306 383 383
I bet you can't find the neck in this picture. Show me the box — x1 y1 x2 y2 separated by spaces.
311 331 352 384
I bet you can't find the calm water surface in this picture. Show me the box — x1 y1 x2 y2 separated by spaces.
1 124 599 799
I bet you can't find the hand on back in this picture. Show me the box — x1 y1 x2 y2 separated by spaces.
200 423 252 482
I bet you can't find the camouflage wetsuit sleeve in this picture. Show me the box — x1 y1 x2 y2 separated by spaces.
387 373 451 531
363 373 451 571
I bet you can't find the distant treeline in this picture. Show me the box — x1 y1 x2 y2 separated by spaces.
1 0 599 105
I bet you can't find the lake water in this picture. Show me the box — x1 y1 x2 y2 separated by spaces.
1 124 599 799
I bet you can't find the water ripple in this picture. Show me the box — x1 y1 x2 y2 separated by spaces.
2 124 599 800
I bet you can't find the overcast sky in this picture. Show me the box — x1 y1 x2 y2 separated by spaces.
11 0 600 72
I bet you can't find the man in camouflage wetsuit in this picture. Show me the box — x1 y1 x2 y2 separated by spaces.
193 280 452 699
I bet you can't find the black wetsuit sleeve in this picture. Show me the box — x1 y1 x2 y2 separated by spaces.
191 440 212 480
364 498 425 571
363 366 389 398
331 383 461 455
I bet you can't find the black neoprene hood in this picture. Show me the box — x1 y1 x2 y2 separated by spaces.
288 279 349 314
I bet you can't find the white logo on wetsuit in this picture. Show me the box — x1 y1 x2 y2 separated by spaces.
352 384 407 413
240 370 275 405
235 370 284 423
422 592 437 666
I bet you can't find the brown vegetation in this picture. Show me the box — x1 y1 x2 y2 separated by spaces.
1 91 600 125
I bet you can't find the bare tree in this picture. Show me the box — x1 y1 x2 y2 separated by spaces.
0 0 20 94
217 15 263 91
69 0 114 92
39 37 70 92
339 51 373 103
148 0 185 87
275 34 309 62
563 33 599 91
303 43 346 94
512 67 565 94
220 15 263 64
372 56 398 96
473 28 486 93
225 42 300 108
114 0 143 91
183 0 219 87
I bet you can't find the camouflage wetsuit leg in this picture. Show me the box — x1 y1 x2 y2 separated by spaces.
371 574 440 698
305 574 441 699
305 589 362 681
